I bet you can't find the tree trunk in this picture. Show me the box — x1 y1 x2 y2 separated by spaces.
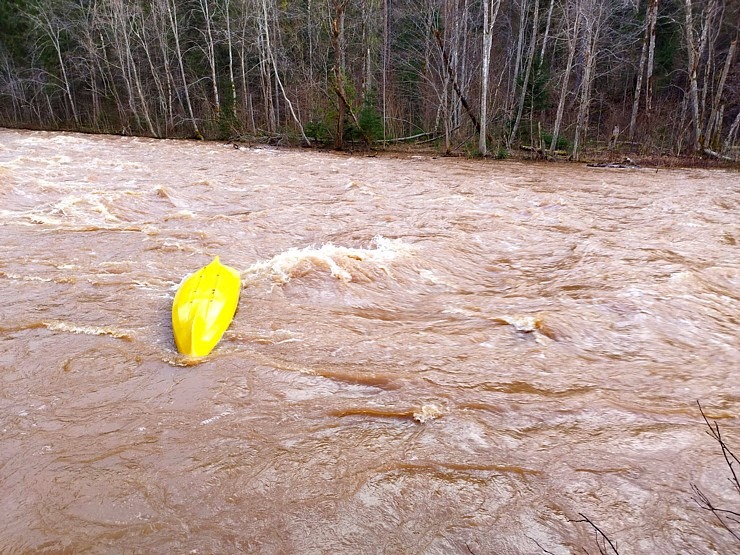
705 37 736 147
683 0 719 152
32 6 80 126
479 0 502 156
509 0 540 147
572 1 604 160
434 28 480 135
224 0 238 118
539 0 556 64
166 0 201 138
262 0 309 145
644 0 659 114
198 0 221 115
331 0 347 149
722 109 740 155
550 3 580 154
628 2 650 142
382 0 389 142
508 0 529 123
118 3 157 137
684 0 701 151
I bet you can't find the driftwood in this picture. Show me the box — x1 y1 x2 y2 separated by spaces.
587 157 641 169
587 162 642 169
703 148 736 162
380 131 440 143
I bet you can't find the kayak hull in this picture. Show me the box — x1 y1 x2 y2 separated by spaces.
172 256 241 357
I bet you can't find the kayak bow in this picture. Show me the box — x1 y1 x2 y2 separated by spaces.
172 256 241 357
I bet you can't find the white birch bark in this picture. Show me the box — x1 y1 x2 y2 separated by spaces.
479 0 502 155
644 0 659 113
198 0 221 114
705 37 736 147
550 4 580 154
261 0 309 144
628 5 650 141
509 0 540 147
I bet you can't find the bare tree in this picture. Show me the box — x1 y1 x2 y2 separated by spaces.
197 0 222 115
572 0 610 160
479 0 502 155
27 0 80 126
723 109 740 156
539 0 556 64
508 0 541 148
683 0 721 152
644 0 659 115
261 0 309 145
107 0 158 137
224 0 238 116
629 0 659 143
165 0 201 138
704 35 736 150
550 0 582 154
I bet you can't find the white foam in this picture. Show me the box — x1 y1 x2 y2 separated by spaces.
241 236 413 284
43 321 133 340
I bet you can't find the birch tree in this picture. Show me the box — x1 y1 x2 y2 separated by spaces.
197 0 221 115
479 0 502 155
261 0 309 144
572 0 608 160
704 36 735 148
508 0 540 147
550 0 581 154
683 0 720 152
629 0 659 142
223 0 238 115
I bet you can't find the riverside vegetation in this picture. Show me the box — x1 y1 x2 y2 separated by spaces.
0 0 738 162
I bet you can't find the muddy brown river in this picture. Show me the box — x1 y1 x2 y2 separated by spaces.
1 128 738 554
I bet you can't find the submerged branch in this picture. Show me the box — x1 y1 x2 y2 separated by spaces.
691 401 740 542
697 401 740 495
572 514 620 555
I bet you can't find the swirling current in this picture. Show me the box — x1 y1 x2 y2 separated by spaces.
1 128 738 554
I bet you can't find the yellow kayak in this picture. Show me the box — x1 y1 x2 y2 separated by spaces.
172 256 241 357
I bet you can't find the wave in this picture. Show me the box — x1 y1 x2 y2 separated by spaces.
329 402 443 423
42 320 133 340
0 270 76 284
240 236 414 285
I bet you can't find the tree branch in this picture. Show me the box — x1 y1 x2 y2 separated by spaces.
692 401 740 542
573 513 620 555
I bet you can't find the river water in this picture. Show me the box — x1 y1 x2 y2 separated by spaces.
1 128 738 554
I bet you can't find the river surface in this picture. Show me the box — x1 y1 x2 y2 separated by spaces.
1 128 738 554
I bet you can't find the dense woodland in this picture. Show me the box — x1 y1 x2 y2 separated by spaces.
0 0 738 159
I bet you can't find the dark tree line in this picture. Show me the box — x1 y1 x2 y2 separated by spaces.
0 0 738 159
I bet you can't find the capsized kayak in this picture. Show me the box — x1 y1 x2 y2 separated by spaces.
172 256 241 356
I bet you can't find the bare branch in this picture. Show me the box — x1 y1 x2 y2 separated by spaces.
692 401 740 542
573 513 620 555
697 401 740 495
528 535 557 554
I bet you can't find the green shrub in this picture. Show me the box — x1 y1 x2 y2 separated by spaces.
305 119 332 143
541 132 570 151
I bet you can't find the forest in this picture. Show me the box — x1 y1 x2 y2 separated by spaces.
0 0 738 160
